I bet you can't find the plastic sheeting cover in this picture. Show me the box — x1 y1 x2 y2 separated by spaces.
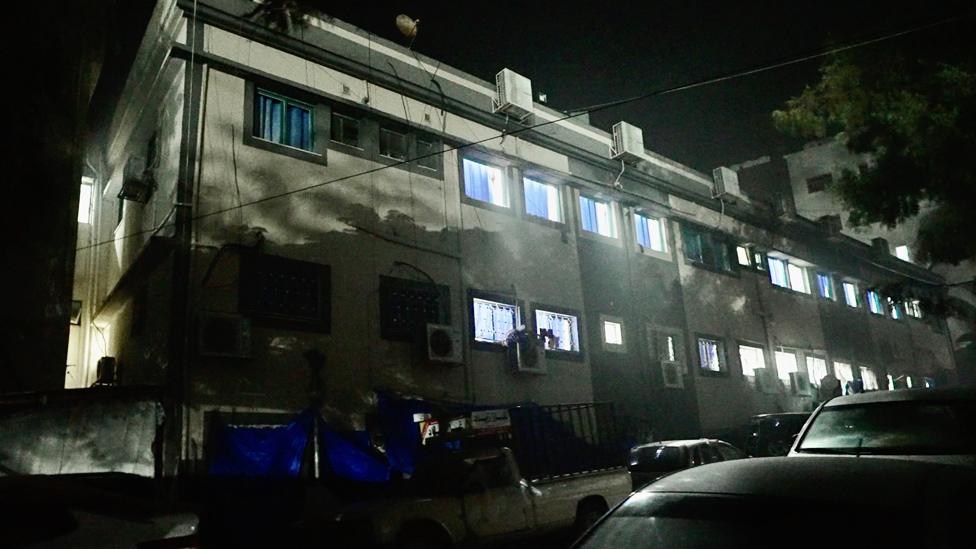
209 409 313 477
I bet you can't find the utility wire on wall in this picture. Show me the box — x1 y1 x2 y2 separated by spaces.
77 10 975 255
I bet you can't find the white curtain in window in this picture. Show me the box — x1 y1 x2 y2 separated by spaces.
787 263 809 293
774 351 798 382
536 311 578 351
738 345 765 377
806 356 828 386
833 361 854 393
860 367 879 390
769 257 788 287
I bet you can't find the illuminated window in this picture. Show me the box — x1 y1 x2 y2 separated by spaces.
579 195 617 237
894 245 911 262
816 273 835 300
887 297 903 320
634 213 667 252
463 158 509 207
843 282 859 307
738 344 765 377
774 350 799 383
255 89 312 151
768 256 810 293
860 367 879 390
535 309 579 352
698 337 725 373
78 176 93 224
523 178 562 222
602 317 625 352
806 356 828 386
834 361 854 394
867 290 884 315
472 298 519 344
736 246 751 267
905 299 922 318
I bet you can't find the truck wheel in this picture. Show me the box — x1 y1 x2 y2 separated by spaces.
397 524 451 549
574 498 608 535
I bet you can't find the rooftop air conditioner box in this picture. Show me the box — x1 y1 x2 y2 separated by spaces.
754 367 779 394
610 121 644 162
198 312 251 358
427 323 463 364
790 371 813 396
712 167 741 197
119 156 155 203
493 68 534 120
514 335 547 374
661 361 684 389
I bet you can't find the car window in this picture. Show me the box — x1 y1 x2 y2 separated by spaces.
630 445 686 473
797 400 976 455
690 445 704 466
713 442 746 461
700 444 723 464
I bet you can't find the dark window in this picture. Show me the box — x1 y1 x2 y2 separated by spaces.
682 224 732 272
330 112 360 147
806 174 832 193
254 89 313 151
416 137 441 170
117 198 124 226
239 253 331 332
713 442 746 461
379 276 450 341
379 127 408 160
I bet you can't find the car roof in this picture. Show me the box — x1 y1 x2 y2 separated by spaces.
823 386 976 408
749 412 810 419
643 456 974 507
632 439 725 449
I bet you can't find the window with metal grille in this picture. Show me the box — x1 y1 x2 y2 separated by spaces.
472 298 518 344
379 276 449 341
535 309 580 352
239 253 330 332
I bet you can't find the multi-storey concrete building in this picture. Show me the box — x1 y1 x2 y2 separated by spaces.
67 0 957 473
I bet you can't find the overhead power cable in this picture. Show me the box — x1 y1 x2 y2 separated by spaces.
76 9 975 253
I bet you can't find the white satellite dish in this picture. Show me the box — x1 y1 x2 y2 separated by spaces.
396 14 419 40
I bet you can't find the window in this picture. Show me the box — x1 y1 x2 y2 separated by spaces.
416 138 441 171
842 281 859 307
738 344 766 377
859 366 879 390
736 246 751 267
462 158 509 207
523 178 562 222
634 213 667 253
378 276 449 341
752 250 766 271
255 89 312 151
472 297 519 344
894 245 911 262
379 127 408 160
816 273 835 300
239 252 331 332
330 112 360 147
698 337 725 373
905 299 922 319
806 173 832 193
682 225 732 272
579 195 617 237
78 177 93 224
887 297 903 320
833 361 854 394
602 316 625 351
535 309 580 352
768 255 810 293
866 290 884 315
649 327 685 372
774 350 799 383
806 356 828 387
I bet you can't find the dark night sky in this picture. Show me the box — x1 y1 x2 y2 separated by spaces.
311 1 974 172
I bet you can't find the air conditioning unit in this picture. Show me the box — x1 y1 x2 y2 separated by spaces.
712 167 741 197
94 356 118 386
514 334 547 374
819 215 843 236
775 197 796 219
119 156 155 203
198 312 251 358
661 361 684 389
610 121 644 162
790 371 813 396
492 68 534 120
426 323 463 364
754 368 779 394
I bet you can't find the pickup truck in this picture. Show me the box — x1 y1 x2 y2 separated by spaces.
322 446 631 548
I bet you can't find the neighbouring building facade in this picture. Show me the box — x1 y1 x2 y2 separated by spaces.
67 0 958 474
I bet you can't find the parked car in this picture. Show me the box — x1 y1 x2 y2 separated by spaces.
744 412 810 456
318 446 631 547
628 439 746 489
573 456 976 548
789 386 976 465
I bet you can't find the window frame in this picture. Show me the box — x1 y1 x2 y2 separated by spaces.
632 210 669 257
238 251 331 333
520 175 565 226
696 334 728 376
767 252 812 295
459 154 513 213
243 82 328 164
378 275 451 342
600 314 627 353
842 280 860 308
866 289 885 315
816 272 836 301
680 222 736 275
648 324 687 375
378 125 409 161
468 289 523 352
737 342 767 378
329 110 363 149
530 302 584 361
578 193 619 240
773 348 800 384
805 354 829 387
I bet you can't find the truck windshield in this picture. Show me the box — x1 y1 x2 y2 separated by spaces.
630 446 684 472
797 400 976 455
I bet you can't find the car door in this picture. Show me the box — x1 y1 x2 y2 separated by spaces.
461 454 531 538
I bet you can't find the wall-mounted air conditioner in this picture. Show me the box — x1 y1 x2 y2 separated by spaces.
712 166 741 197
610 121 644 162
819 215 843 236
776 197 796 219
492 68 534 120
198 312 251 358
94 356 118 386
754 367 779 394
514 335 547 374
426 323 463 364
790 371 813 396
661 361 684 389
119 156 155 203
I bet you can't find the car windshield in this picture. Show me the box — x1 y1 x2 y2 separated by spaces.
578 492 920 548
630 446 684 472
797 400 976 455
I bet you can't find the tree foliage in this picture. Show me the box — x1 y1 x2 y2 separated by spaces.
773 50 976 265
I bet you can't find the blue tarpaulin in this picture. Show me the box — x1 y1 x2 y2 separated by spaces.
209 409 314 477
319 423 391 483
377 393 432 476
